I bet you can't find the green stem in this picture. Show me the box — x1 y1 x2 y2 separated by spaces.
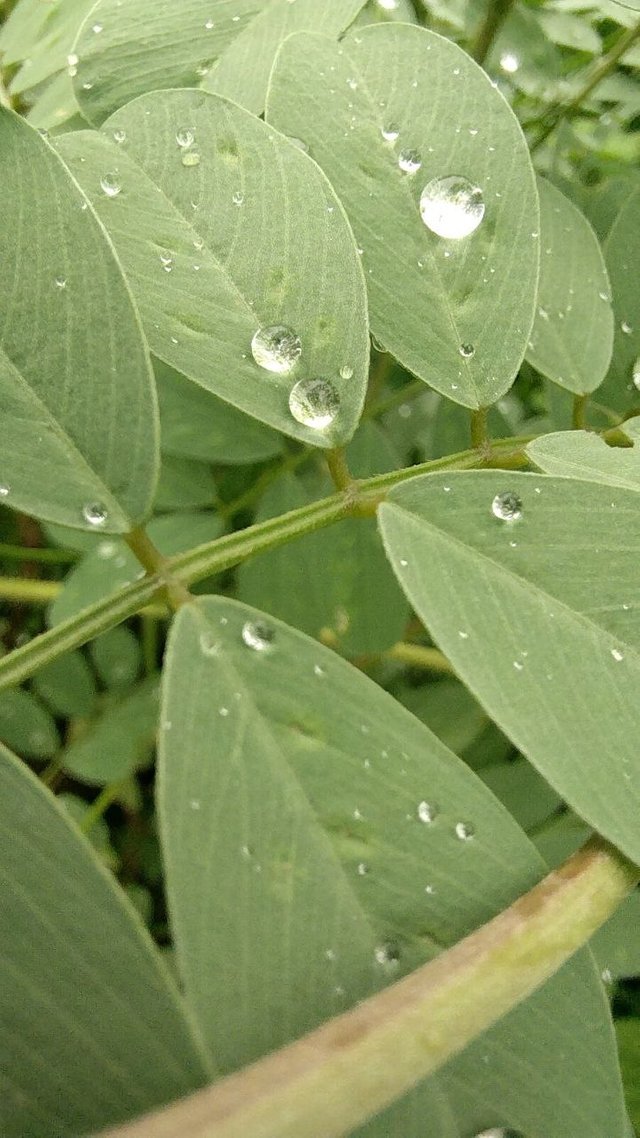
0 578 59 605
387 642 456 675
81 781 126 835
470 0 517 65
141 617 159 675
326 448 354 492
572 393 589 431
470 407 490 452
98 836 639 1138
124 526 192 611
0 543 77 565
365 349 394 410
531 18 640 152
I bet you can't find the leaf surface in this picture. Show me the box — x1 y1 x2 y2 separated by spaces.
526 177 613 394
527 421 640 490
602 186 640 409
0 744 210 1138
0 109 158 532
56 89 369 447
379 470 640 864
158 595 624 1138
267 25 539 409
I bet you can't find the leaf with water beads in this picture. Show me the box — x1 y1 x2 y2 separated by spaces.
267 24 539 410
55 88 369 448
159 594 623 1138
0 108 158 533
379 469 640 866
525 177 613 395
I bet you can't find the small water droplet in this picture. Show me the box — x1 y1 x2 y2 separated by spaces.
182 151 201 167
176 128 194 149
601 967 613 984
425 884 436 895
621 321 633 335
204 17 215 29
455 821 475 841
420 175 484 239
219 706 229 717
357 862 369 876
289 378 340 430
92 22 103 33
199 631 219 657
100 172 121 197
398 148 422 174
251 325 301 374
473 1130 526 1138
458 630 469 639
499 51 519 73
459 343 475 358
631 357 640 391
82 502 108 527
232 190 244 206
417 800 438 824
0 485 10 498
611 647 624 662
346 77 358 90
242 620 275 652
381 123 400 142
190 799 201 811
399 558 408 567
313 663 326 677
491 491 522 522
54 276 67 289
339 364 354 380
67 52 79 77
374 942 400 968
113 128 126 144
160 253 174 272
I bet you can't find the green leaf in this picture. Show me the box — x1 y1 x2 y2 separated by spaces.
590 892 640 980
158 595 625 1138
526 177 613 394
55 89 369 447
396 678 489 757
533 812 593 869
601 186 640 409
0 743 211 1138
378 469 640 864
527 422 640 490
0 109 158 533
48 511 222 627
156 360 283 465
155 455 216 512
1 0 94 93
31 650 97 718
90 626 142 690
238 423 409 653
0 690 59 759
59 791 120 870
616 1020 640 1135
480 757 563 833
202 0 367 114
267 25 539 409
62 676 160 785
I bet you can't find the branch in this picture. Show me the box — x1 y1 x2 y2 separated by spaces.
98 836 639 1138
470 0 517 66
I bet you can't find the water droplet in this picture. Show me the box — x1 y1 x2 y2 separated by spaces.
455 821 475 841
82 502 108 527
459 343 475 358
176 128 194 149
199 631 219 657
621 321 633 335
160 253 174 272
92 22 103 33
458 630 469 639
313 663 326 677
398 148 422 174
473 1130 526 1138
241 620 275 652
54 276 67 289
67 52 79 77
381 123 400 142
420 175 484 239
339 364 354 380
491 491 522 522
251 325 302 374
346 77 358 90
289 378 340 430
113 128 126 144
399 558 408 567
100 172 121 197
417 800 438 824
425 884 436 895
190 799 201 811
325 948 336 961
182 151 201 167
374 942 400 967
601 967 613 984
611 648 624 662
232 190 244 206
357 862 369 876
204 17 215 29
97 541 117 559
377 0 398 8
82 80 93 90
499 51 519 73
219 706 229 717
0 485 10 498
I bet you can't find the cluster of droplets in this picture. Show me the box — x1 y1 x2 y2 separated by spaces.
250 324 344 431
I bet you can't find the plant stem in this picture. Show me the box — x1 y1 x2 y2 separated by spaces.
0 543 77 565
365 349 393 410
387 642 456 675
470 407 490 452
124 526 191 611
0 578 59 605
531 18 640 152
99 835 639 1138
325 448 354 492
470 0 517 65
572 393 589 431
81 781 126 834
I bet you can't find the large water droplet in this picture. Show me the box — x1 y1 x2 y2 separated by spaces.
420 175 484 239
381 123 400 142
417 800 438 824
82 502 108 527
241 620 275 652
182 151 201 167
251 325 302 374
289 378 340 430
491 491 522 522
459 343 475 358
398 149 422 174
100 172 121 198
455 821 475 841
633 357 640 392
176 128 194 149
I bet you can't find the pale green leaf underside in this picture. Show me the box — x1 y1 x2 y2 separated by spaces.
56 89 369 447
601 186 640 409
3 0 94 95
0 109 158 532
527 423 640 490
159 595 623 1138
526 177 613 394
267 26 539 409
202 0 367 114
0 744 210 1138
379 470 640 865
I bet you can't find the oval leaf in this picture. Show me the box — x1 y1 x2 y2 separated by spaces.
526 177 613 394
267 25 539 409
0 109 158 532
601 185 640 410
0 744 210 1138
527 423 640 490
55 89 369 447
158 595 624 1138
378 469 640 865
